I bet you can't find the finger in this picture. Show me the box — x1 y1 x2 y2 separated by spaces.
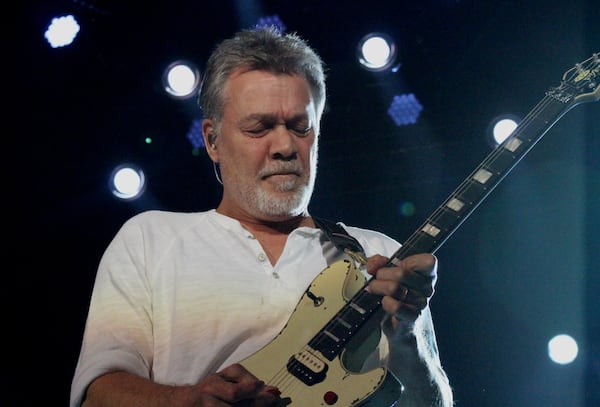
381 295 422 320
368 265 435 299
396 284 430 307
369 254 436 281
232 387 281 407
401 253 437 278
377 257 436 293
365 254 389 276
209 364 269 403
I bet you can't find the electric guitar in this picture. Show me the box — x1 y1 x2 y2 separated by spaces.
240 53 600 406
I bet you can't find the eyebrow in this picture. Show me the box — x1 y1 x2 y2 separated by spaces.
240 112 310 126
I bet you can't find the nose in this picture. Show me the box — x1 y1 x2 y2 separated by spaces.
270 125 298 160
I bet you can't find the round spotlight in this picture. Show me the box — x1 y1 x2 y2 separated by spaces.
162 60 200 99
487 114 521 146
356 33 397 72
547 334 578 365
110 164 146 201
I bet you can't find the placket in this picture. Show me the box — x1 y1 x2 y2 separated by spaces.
244 232 281 279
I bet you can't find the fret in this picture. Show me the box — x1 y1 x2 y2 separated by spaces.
486 147 518 173
430 206 463 232
335 316 352 330
323 330 340 342
310 331 340 360
353 291 382 311
401 231 439 255
455 178 489 204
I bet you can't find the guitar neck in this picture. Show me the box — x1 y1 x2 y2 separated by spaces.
387 93 574 265
308 54 599 362
387 53 600 264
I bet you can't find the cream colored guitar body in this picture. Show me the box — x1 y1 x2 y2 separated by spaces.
240 258 401 406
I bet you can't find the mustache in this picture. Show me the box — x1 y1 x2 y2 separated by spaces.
258 163 303 179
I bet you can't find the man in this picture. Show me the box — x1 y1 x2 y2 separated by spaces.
70 27 453 406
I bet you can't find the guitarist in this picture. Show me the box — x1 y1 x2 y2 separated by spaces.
70 27 454 407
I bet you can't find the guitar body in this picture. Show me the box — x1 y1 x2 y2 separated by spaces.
240 258 402 406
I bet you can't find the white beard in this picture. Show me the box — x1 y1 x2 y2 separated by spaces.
253 178 314 217
221 147 319 219
228 160 317 219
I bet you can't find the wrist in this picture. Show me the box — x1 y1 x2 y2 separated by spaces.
382 313 416 339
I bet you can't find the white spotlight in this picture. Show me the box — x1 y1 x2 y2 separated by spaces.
162 60 200 98
357 33 397 72
44 14 81 48
487 115 520 146
110 164 146 201
547 334 579 365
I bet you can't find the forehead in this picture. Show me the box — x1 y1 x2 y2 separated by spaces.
222 69 314 117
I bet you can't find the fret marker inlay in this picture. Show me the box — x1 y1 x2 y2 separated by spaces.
473 169 492 184
349 302 366 314
422 223 441 237
504 137 522 153
336 318 352 329
447 198 464 212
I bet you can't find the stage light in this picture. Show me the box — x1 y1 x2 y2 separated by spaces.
44 14 80 48
387 93 423 126
255 15 286 32
547 334 578 365
357 33 397 72
109 164 146 201
488 115 520 146
162 60 200 99
397 201 416 217
186 119 204 155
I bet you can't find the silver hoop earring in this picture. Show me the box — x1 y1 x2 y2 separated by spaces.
212 161 223 185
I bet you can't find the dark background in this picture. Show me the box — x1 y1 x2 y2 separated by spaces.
16 1 599 405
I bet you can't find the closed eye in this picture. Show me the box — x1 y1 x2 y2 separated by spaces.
289 125 311 136
240 114 312 137
286 117 312 137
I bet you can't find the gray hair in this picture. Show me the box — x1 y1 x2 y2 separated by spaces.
198 27 327 127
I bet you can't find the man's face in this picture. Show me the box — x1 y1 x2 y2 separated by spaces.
209 69 320 222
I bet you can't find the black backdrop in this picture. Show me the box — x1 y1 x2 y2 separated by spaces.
14 1 600 405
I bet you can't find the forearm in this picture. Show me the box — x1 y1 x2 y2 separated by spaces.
384 313 454 407
388 333 453 406
82 371 194 407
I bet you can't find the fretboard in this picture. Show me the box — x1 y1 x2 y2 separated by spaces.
387 93 573 264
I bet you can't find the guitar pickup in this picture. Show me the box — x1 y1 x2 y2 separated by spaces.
286 348 328 385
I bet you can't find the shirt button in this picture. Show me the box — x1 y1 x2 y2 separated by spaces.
272 272 280 279
247 235 256 239
257 253 267 262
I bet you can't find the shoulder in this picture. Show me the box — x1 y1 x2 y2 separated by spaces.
116 209 218 238
126 209 214 225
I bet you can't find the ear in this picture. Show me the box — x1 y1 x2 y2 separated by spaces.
202 119 219 162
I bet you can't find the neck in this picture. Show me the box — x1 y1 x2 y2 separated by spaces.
216 207 315 236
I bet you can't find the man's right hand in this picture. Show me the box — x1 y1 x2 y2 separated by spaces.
193 363 281 406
